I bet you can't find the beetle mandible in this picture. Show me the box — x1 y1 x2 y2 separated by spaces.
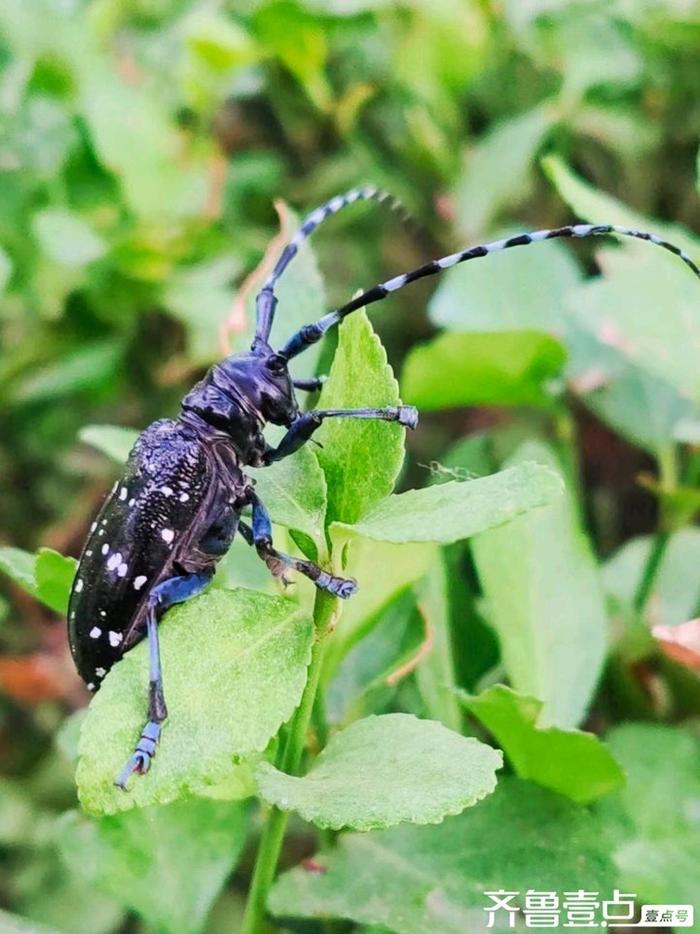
67 185 700 788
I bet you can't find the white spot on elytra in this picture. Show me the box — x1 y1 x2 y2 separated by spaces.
128 498 136 507
90 521 97 533
161 528 174 544
98 528 105 536
107 552 122 571
85 550 92 557
119 486 128 501
75 578 84 593
134 575 147 591
95 667 106 678
179 492 189 502
101 543 109 555
109 631 123 647
99 610 107 618
161 485 174 497
117 563 128 577
89 626 101 639
87 682 95 691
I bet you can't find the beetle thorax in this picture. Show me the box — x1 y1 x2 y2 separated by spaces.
180 350 299 465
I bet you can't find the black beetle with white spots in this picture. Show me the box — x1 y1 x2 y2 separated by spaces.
66 185 700 789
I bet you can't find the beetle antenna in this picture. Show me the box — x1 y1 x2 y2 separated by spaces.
252 185 410 352
280 222 700 359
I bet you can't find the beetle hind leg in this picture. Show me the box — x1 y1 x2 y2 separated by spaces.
115 570 213 790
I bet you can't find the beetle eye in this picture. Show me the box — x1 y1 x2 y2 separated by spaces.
266 354 287 373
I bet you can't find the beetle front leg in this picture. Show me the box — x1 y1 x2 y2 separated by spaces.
115 570 213 790
246 496 357 599
264 405 418 464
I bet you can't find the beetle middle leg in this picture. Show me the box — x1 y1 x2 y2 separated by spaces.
244 494 357 599
115 570 213 789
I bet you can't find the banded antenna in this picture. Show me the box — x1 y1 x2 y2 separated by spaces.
280 223 700 359
252 185 409 352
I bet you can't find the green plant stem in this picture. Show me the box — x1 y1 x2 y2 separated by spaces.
632 530 670 614
632 445 678 614
241 589 337 934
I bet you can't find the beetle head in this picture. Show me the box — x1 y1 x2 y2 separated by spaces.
218 351 299 427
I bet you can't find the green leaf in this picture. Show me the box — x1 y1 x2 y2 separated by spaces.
322 539 435 680
10 342 123 405
460 685 624 803
256 713 501 831
32 209 106 267
35 548 77 615
543 155 700 261
0 547 76 614
184 10 256 71
566 322 697 456
414 557 462 732
78 54 201 221
317 309 404 526
402 331 566 409
602 528 700 625
58 799 248 934
0 547 39 599
77 588 313 815
0 244 13 295
566 248 700 403
453 104 556 238
597 724 700 905
325 592 425 724
78 425 138 465
249 446 327 544
254 1 330 110
429 233 581 333
162 256 242 365
270 778 618 933
0 910 61 934
333 462 563 545
472 442 607 727
601 723 700 840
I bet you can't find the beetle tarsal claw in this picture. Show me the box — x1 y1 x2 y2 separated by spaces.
264 555 288 579
323 575 358 600
114 720 162 790
397 405 419 430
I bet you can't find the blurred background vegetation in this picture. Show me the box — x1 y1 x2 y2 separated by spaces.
1 0 700 931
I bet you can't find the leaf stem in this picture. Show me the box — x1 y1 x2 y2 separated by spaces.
241 589 337 934
633 445 678 614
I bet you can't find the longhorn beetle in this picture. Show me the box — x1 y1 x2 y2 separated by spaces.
67 184 700 789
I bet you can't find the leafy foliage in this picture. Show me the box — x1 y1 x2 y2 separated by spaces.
270 779 618 933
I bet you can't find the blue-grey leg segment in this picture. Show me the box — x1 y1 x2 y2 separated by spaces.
115 570 213 790
248 494 357 599
292 376 327 392
264 405 418 464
